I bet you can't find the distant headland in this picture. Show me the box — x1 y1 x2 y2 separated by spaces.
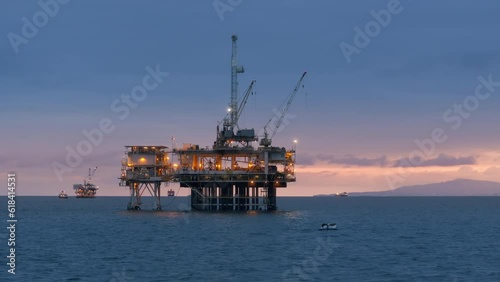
314 179 500 197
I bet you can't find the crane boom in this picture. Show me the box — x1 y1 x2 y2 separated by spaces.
235 80 256 128
260 72 307 146
88 166 98 181
270 71 306 138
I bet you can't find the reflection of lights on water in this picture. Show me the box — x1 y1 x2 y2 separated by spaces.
283 210 306 220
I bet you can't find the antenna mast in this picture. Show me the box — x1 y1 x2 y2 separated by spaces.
230 34 245 131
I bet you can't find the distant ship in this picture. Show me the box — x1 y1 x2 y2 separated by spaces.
167 189 175 197
73 167 99 198
335 192 348 197
58 191 68 199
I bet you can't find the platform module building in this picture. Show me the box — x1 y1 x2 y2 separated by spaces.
119 146 173 210
174 141 296 211
119 35 305 211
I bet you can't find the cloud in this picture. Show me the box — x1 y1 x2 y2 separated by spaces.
318 170 337 176
317 154 389 167
457 166 477 174
300 153 478 168
394 154 476 167
483 166 500 176
296 154 316 165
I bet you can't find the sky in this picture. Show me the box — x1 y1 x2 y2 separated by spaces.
1 0 500 196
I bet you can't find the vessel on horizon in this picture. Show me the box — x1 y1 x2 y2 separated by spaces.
167 189 175 197
58 191 68 199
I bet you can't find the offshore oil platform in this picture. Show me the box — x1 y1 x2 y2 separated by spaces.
119 35 306 211
73 167 99 198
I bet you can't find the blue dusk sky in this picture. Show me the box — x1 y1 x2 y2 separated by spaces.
1 0 500 196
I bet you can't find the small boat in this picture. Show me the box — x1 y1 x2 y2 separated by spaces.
58 191 68 199
167 189 175 197
335 192 348 197
319 223 337 230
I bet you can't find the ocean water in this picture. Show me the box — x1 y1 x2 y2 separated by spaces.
1 196 500 281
